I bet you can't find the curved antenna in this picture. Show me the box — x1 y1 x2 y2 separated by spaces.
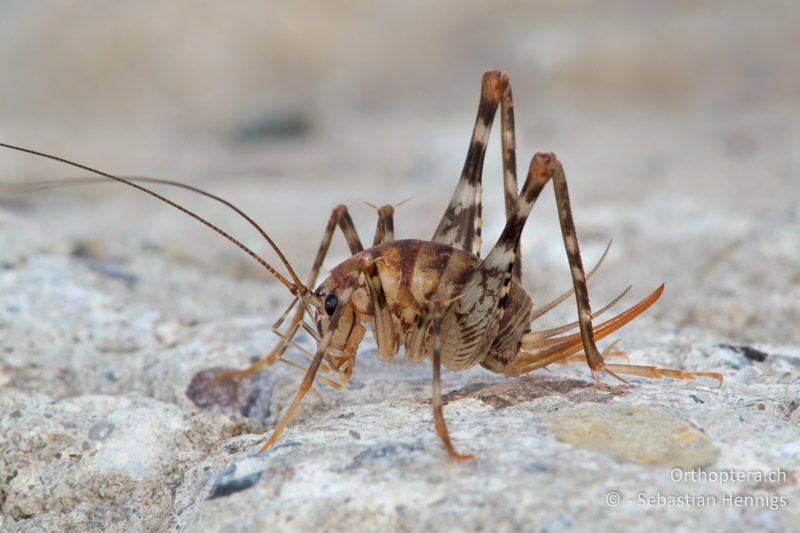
2 173 305 289
0 142 302 293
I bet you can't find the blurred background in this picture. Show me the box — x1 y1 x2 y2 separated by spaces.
1 0 798 345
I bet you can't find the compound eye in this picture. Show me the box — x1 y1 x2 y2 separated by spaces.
324 293 339 316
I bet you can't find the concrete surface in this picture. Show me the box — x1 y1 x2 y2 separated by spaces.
1 2 798 532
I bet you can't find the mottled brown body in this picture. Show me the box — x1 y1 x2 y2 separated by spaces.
321 239 532 373
0 70 722 462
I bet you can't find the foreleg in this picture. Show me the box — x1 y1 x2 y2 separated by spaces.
259 270 361 453
223 204 366 379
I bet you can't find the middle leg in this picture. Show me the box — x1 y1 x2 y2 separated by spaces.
365 202 397 246
503 157 723 384
429 296 474 461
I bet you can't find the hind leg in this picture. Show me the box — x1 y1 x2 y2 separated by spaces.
546 157 629 385
432 70 522 275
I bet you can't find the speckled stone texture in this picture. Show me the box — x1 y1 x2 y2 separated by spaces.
1 2 799 532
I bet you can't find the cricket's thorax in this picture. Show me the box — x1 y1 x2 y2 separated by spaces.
322 239 533 371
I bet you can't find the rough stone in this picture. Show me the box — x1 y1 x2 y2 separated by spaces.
2 2 800 532
539 403 719 468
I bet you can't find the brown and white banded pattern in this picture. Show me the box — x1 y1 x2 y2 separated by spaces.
0 71 723 462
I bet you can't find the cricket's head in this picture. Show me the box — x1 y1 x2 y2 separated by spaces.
0 141 370 373
310 277 366 378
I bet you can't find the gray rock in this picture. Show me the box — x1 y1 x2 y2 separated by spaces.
0 395 259 531
2 2 800 531
539 403 719 468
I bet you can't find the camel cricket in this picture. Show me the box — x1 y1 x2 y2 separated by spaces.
0 71 721 461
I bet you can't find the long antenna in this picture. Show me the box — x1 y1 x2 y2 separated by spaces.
2 174 306 289
0 142 302 293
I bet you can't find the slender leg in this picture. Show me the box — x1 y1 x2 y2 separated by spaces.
259 251 399 451
555 350 627 365
306 204 365 281
366 204 401 359
276 357 345 391
529 240 612 321
360 256 399 360
433 71 521 261
369 204 395 246
547 158 623 385
499 158 722 384
260 270 361 453
429 298 474 461
217 297 301 379
602 363 723 382
439 154 551 369
499 79 523 281
222 204 366 379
